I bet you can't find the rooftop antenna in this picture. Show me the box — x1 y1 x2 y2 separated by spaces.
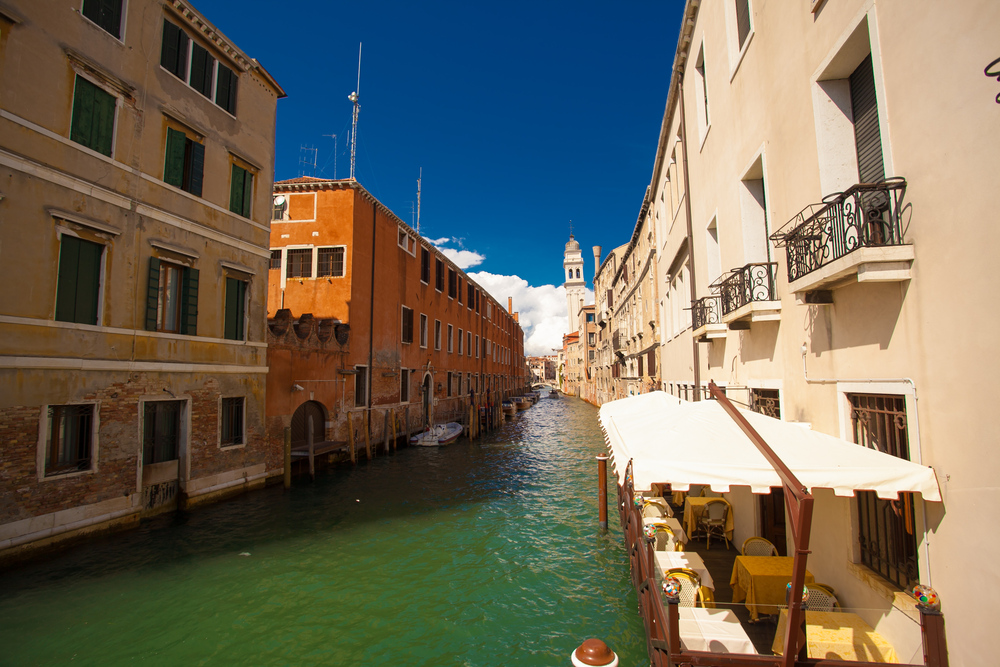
298 145 318 177
348 42 362 181
322 133 337 179
569 220 574 237
416 167 422 234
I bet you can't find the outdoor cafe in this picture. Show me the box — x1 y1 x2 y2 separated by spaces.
597 385 947 666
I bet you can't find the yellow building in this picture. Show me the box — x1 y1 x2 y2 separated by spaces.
646 0 998 661
0 0 284 557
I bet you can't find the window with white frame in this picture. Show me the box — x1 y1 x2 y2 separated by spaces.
317 246 345 277
143 399 184 464
420 313 428 348
43 403 96 476
434 320 442 350
160 19 238 114
286 248 312 278
354 366 368 407
447 324 454 353
220 396 244 447
458 328 464 355
400 368 410 402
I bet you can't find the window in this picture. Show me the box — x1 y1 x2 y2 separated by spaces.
586 313 595 323
448 268 457 299
146 258 198 335
229 164 253 217
402 306 413 344
398 228 416 255
420 247 430 283
272 196 287 221
458 328 464 355
735 0 752 49
447 372 453 397
354 366 368 407
160 20 238 114
476 335 480 358
749 388 780 418
420 313 428 347
317 246 345 277
45 404 94 475
143 400 182 464
475 289 480 313
435 257 445 291
82 0 123 39
224 277 246 341
71 76 116 156
588 333 595 346
269 249 282 270
850 393 919 590
221 396 244 446
468 283 475 309
400 369 409 403
164 127 204 196
56 235 103 325
457 277 463 304
286 248 312 278
434 320 441 350
694 44 710 140
467 331 472 357
447 324 454 353
850 54 886 185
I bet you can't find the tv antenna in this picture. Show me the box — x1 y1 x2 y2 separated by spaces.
298 145 317 177
348 42 362 180
416 167 422 234
322 133 337 179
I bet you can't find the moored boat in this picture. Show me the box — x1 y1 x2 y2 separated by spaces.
502 400 516 418
514 396 531 410
409 422 464 446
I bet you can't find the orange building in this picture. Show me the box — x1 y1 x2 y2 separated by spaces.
265 177 527 452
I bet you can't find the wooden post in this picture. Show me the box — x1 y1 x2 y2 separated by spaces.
307 414 315 481
383 410 390 454
404 406 410 443
364 409 371 460
921 608 949 667
390 409 397 451
597 455 609 531
283 426 291 489
348 411 356 464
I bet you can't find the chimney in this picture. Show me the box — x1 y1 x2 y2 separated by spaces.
514 312 519 322
508 296 513 314
593 246 602 282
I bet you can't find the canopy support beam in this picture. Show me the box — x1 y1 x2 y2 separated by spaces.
709 382 813 667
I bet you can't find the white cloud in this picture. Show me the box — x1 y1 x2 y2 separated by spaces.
468 271 594 357
427 236 450 245
439 247 486 270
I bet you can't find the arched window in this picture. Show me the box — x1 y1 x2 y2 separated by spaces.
575 268 580 279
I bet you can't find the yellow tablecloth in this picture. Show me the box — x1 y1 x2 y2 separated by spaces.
683 496 734 541
771 610 899 663
729 556 814 620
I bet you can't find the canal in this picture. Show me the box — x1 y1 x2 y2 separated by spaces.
0 396 647 666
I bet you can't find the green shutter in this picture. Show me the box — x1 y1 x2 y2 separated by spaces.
70 77 114 156
229 165 245 215
160 20 188 78
189 141 205 197
242 171 253 218
215 65 237 114
180 267 199 335
164 128 185 187
83 0 123 38
93 84 115 157
55 236 81 322
224 277 247 340
56 236 102 325
190 44 213 98
145 257 160 330
70 78 95 148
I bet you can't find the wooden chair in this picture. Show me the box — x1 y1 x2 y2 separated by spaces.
804 583 841 612
742 536 778 557
698 499 730 550
664 568 715 608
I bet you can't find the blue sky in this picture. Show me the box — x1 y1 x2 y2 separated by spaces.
193 0 683 354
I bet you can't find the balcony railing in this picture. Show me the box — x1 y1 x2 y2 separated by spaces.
691 295 722 330
771 178 907 283
716 263 778 316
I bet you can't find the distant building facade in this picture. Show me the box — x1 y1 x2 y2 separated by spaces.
0 0 284 556
265 178 527 453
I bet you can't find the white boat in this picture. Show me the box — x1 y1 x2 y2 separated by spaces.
502 401 516 418
409 422 464 446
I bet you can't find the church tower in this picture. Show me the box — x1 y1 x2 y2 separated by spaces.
563 234 586 333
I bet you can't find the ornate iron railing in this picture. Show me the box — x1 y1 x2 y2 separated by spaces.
691 296 722 330
771 178 907 283
715 263 778 316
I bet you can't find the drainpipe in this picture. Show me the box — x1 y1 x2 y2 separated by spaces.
368 199 376 431
678 78 701 400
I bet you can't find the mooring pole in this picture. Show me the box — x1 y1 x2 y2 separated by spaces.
283 427 291 489
597 455 609 532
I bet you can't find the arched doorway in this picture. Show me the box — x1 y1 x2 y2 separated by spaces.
291 401 326 447
422 374 433 427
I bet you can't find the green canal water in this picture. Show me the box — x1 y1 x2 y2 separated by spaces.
0 396 647 666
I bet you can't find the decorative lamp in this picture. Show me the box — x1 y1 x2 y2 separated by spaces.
662 577 681 600
786 582 810 604
643 523 657 541
633 494 644 508
912 584 941 611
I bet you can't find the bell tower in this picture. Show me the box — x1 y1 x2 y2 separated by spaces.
563 234 585 333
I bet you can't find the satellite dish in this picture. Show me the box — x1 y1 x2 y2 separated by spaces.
273 195 285 206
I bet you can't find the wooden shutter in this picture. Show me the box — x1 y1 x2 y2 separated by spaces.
164 128 186 187
647 349 656 377
241 171 253 218
145 257 160 330
850 54 885 185
160 21 187 78
188 141 205 197
180 267 199 335
56 236 101 324
224 277 245 340
189 44 214 97
83 0 122 38
736 0 751 48
229 165 245 214
215 65 238 114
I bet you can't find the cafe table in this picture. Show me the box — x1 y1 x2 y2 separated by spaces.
678 607 758 654
654 551 715 590
683 496 734 541
642 515 688 545
771 609 899 662
730 556 814 620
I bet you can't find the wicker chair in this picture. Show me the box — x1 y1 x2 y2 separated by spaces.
642 503 667 519
742 536 779 557
698 499 730 550
663 568 715 608
804 583 841 612
652 523 683 552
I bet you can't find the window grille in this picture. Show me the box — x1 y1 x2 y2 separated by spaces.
749 388 780 419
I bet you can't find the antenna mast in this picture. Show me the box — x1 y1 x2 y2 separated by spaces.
348 43 362 181
416 168 422 234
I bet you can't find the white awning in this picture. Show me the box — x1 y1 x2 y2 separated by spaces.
598 391 941 502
